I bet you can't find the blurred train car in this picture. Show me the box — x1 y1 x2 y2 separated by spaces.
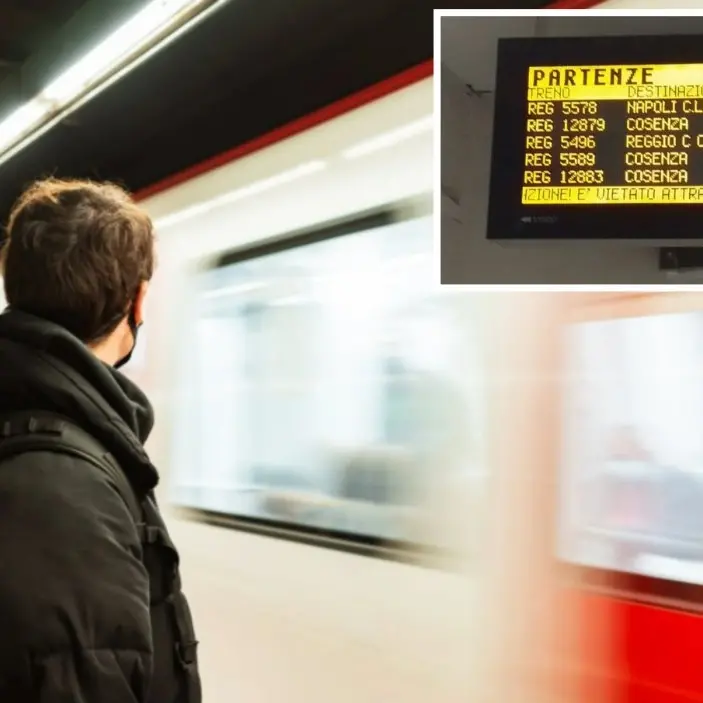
475 292 703 703
553 293 703 703
90 55 703 702
131 63 607 703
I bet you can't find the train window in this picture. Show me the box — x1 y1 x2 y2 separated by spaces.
171 212 485 548
559 294 703 588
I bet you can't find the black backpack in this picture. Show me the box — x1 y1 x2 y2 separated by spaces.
0 410 201 703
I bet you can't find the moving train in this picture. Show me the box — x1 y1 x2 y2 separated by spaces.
119 59 703 703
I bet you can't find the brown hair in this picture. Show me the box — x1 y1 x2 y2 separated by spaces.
1 178 155 342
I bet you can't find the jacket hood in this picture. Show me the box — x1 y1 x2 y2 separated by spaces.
0 308 158 493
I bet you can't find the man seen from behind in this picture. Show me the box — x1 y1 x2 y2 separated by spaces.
0 178 201 703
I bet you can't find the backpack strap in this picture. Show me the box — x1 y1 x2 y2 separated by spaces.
0 410 142 525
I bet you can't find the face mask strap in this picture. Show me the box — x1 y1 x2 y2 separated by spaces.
114 301 141 369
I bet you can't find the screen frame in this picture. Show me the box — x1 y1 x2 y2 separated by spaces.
556 292 703 612
488 34 703 242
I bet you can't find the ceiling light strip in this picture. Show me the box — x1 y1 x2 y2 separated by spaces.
0 0 224 167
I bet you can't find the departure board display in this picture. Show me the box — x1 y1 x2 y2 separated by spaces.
487 35 703 241
524 64 703 206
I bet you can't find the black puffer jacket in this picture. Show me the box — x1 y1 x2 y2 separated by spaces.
0 309 201 703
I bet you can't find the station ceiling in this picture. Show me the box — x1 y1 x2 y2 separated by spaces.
0 0 569 219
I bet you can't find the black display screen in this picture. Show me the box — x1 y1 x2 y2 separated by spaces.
487 35 703 240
